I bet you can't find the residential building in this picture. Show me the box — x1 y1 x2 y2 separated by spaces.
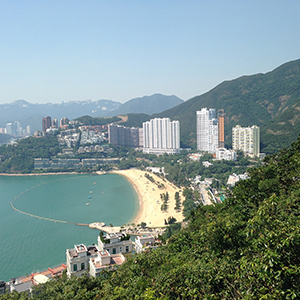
97 232 133 254
215 148 237 161
218 109 225 148
196 108 218 153
66 244 98 277
66 240 127 278
227 173 249 187
232 125 260 157
143 118 180 155
26 125 31 135
42 116 51 132
5 122 20 136
7 264 66 293
60 117 69 126
51 118 58 128
108 124 140 147
188 153 202 161
89 250 126 277
135 235 161 254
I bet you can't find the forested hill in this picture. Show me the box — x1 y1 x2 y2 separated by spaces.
4 136 300 299
153 58 300 153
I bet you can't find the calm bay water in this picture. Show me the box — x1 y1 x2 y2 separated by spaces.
0 173 139 282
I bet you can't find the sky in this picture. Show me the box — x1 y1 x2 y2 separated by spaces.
0 1 300 104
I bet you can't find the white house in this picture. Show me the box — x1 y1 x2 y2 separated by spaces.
135 235 162 254
97 232 133 255
66 242 126 278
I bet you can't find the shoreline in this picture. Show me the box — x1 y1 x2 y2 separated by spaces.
2 169 184 228
0 172 96 176
111 169 184 228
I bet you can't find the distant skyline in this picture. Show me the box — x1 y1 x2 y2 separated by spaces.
0 1 299 104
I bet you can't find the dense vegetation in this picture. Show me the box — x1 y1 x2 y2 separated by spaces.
0 136 60 173
74 115 122 126
0 133 11 144
3 135 300 299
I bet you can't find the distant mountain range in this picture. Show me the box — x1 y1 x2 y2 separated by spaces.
105 94 183 117
0 94 183 133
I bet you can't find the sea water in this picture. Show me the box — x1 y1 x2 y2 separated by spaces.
0 173 139 282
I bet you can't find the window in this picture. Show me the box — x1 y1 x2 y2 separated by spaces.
81 263 85 270
73 264 77 271
113 248 116 254
126 246 129 252
120 247 122 252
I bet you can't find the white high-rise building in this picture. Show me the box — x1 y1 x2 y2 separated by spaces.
232 125 260 157
143 118 180 154
196 108 218 153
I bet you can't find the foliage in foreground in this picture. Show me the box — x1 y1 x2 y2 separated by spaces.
2 137 300 299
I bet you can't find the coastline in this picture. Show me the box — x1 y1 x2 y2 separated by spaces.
0 172 92 176
111 169 184 228
1 169 184 228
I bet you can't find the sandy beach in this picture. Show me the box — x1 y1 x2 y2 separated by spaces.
111 169 184 228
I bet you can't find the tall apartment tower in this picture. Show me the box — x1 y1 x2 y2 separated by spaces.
143 118 180 154
218 109 225 148
232 125 260 157
196 108 218 153
42 116 51 132
52 118 58 128
60 117 69 126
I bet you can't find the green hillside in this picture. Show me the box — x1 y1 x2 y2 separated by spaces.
4 135 300 299
154 59 300 153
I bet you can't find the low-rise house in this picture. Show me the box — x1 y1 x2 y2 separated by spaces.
215 148 237 161
227 173 249 187
97 232 133 254
66 242 126 278
135 235 162 254
89 250 125 277
7 264 66 293
66 244 98 277
202 161 213 168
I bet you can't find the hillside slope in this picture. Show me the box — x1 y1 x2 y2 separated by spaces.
154 59 300 153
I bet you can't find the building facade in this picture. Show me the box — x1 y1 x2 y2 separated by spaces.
142 118 180 155
218 109 225 148
42 116 51 132
196 108 218 153
66 243 126 278
60 117 69 126
232 125 260 157
108 124 140 147
97 232 133 254
215 148 237 161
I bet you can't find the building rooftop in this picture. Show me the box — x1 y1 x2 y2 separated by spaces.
91 254 125 269
69 245 98 258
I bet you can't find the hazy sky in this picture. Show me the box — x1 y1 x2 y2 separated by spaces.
0 1 299 104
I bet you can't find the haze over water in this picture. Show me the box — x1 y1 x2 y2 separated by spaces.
0 174 139 282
